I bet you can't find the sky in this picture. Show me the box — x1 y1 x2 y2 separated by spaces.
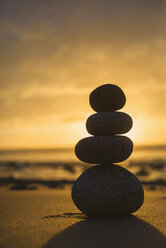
0 0 166 148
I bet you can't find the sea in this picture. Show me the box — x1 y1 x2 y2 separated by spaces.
0 146 166 190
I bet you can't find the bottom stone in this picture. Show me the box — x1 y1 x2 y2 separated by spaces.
72 164 144 218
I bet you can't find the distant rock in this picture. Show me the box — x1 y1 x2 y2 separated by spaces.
72 164 144 218
75 136 133 164
86 111 133 135
90 84 126 112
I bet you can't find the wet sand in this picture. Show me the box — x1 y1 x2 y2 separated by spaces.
0 187 165 248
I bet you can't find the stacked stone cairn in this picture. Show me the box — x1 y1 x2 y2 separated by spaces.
72 84 144 218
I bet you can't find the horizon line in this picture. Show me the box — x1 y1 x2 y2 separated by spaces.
0 143 166 151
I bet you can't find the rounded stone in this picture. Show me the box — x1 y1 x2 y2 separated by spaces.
90 84 126 112
72 164 144 218
86 111 133 135
75 136 133 164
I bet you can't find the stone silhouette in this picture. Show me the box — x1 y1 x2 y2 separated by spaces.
72 84 144 218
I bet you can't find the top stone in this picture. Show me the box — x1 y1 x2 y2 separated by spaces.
90 84 126 112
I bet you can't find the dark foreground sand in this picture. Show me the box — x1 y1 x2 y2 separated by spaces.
0 186 165 248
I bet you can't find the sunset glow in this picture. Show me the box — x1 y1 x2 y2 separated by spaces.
0 1 166 149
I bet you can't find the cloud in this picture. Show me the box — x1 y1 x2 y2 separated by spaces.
0 0 166 146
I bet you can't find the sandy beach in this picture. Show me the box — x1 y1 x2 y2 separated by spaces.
0 186 165 248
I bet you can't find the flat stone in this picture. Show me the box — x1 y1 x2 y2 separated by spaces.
72 164 144 218
90 84 126 112
75 136 133 164
86 111 133 135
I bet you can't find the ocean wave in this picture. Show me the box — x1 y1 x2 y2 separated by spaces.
0 159 165 190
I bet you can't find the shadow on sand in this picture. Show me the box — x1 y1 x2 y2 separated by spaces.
43 214 166 248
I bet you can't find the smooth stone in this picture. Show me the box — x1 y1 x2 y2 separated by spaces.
86 111 133 135
72 164 144 218
90 84 126 112
75 136 133 164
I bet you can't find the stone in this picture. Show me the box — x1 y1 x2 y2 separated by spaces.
86 111 133 135
90 84 126 112
72 164 144 218
75 136 133 164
